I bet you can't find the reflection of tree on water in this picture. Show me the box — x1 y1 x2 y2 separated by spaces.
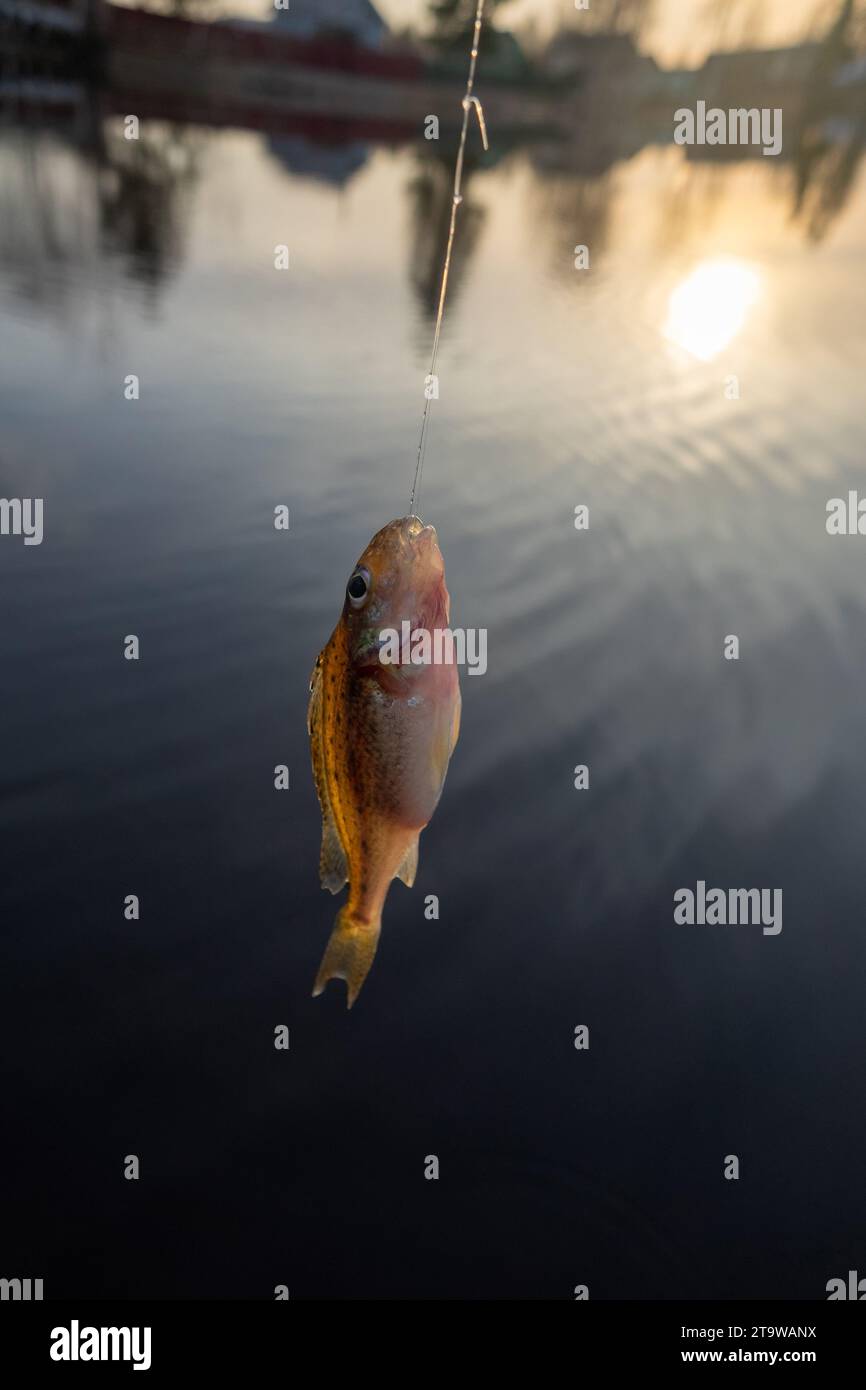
794 113 866 240
528 0 866 276
651 160 731 259
0 109 202 317
792 0 866 241
406 147 487 322
527 163 616 281
96 120 201 293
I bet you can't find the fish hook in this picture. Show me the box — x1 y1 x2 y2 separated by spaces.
462 95 489 153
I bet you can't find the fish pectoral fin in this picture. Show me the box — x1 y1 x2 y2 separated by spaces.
395 837 419 888
450 689 462 753
429 691 461 802
320 812 349 894
306 652 324 733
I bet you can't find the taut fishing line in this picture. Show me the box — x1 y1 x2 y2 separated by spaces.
408 0 489 520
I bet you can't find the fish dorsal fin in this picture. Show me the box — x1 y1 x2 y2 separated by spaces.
308 654 349 894
395 837 419 888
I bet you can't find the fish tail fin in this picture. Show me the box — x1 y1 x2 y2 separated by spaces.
312 907 381 1009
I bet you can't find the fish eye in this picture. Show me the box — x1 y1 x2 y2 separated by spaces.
346 568 370 608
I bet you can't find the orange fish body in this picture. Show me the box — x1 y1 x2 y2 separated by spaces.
308 516 461 1007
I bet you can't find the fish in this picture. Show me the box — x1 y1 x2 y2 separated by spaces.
307 515 461 1008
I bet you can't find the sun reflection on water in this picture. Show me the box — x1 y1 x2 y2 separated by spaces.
664 258 762 361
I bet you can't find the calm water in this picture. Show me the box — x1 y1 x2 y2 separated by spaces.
2 80 866 1298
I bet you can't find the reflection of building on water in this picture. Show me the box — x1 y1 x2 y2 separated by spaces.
265 135 369 188
542 29 658 90
2 0 866 313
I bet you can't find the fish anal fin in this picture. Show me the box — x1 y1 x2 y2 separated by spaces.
320 813 348 894
395 836 419 888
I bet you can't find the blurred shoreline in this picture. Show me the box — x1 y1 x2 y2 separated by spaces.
2 0 865 155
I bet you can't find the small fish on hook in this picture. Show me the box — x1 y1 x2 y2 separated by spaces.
308 518 461 1007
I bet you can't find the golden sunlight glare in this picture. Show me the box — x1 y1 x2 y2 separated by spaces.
664 258 762 361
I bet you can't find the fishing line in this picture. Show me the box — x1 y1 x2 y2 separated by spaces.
408 0 489 520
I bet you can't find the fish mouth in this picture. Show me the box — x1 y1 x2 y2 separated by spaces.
405 515 437 546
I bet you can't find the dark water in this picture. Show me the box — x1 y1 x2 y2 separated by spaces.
2 61 866 1299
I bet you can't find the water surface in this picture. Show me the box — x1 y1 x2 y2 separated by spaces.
1 71 865 1297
